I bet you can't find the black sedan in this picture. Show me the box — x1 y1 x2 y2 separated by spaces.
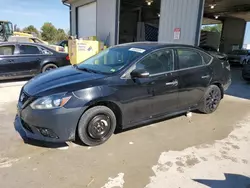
17 42 231 146
0 42 70 80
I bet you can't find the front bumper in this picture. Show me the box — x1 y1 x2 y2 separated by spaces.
17 102 85 143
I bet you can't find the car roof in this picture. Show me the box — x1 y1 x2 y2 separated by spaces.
0 42 57 52
113 42 197 51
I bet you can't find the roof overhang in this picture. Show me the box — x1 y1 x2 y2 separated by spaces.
62 0 78 4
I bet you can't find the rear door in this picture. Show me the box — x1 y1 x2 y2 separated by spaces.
16 44 43 75
176 48 212 110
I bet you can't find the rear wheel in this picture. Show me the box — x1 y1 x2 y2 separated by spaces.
42 63 58 73
78 106 116 146
198 85 221 114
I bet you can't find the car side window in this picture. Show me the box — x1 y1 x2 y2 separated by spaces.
19 45 41 55
39 47 53 55
0 45 15 55
177 49 203 69
199 51 212 64
136 49 174 75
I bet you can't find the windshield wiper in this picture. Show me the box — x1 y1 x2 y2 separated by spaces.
74 66 99 74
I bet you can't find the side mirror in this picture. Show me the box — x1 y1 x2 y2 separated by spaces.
130 69 150 78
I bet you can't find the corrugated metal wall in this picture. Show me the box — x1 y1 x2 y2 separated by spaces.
158 0 205 45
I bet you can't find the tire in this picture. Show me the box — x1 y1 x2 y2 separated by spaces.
42 63 58 73
198 85 222 114
78 106 116 146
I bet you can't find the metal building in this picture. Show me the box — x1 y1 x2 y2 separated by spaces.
62 0 250 53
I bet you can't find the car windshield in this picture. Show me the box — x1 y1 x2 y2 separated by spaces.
229 50 248 55
76 46 146 74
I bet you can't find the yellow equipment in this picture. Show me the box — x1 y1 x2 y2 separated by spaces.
68 36 105 65
0 20 13 41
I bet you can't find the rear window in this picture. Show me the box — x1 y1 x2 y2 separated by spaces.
199 51 212 64
0 45 15 55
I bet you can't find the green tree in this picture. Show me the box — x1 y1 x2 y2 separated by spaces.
56 28 68 42
41 22 57 43
23 25 39 36
202 24 222 33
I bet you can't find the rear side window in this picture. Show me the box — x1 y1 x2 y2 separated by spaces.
177 49 203 69
19 45 41 55
0 45 15 55
200 51 212 64
39 47 53 55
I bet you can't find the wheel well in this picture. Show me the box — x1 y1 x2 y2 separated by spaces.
85 101 123 130
212 83 224 99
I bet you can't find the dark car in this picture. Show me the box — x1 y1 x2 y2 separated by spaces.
242 58 250 81
227 49 250 65
57 40 68 47
17 42 231 146
0 42 70 80
199 45 227 60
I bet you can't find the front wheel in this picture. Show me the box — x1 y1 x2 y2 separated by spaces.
78 106 116 146
198 85 222 114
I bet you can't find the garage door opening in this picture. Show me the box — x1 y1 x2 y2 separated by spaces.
119 0 161 44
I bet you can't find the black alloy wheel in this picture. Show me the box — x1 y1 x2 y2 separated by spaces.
206 88 221 112
87 114 111 140
199 85 221 114
78 106 116 146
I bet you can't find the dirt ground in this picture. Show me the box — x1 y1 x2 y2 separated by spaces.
0 67 250 188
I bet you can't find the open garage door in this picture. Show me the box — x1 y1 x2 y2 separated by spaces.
77 2 97 38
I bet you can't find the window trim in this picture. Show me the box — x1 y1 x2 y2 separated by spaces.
121 47 176 79
121 47 214 79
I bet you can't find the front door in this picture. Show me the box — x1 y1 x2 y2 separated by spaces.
121 48 179 127
16 44 42 76
176 48 212 110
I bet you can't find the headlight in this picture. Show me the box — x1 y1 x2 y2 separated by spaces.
30 93 72 110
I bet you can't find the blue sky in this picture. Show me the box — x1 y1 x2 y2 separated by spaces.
1 0 69 31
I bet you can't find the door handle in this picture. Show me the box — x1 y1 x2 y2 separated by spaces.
165 80 178 86
201 75 210 79
37 58 41 61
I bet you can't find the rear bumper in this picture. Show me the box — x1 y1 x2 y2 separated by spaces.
242 66 250 79
223 78 231 91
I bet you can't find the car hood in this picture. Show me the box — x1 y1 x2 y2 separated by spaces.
24 66 105 96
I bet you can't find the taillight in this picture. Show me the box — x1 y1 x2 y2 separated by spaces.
66 55 70 61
